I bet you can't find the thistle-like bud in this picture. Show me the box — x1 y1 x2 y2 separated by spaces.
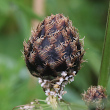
82 85 107 110
24 14 84 79
23 14 84 104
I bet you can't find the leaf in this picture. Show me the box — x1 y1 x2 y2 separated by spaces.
98 2 110 88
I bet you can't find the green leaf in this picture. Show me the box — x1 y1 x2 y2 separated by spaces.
98 2 110 88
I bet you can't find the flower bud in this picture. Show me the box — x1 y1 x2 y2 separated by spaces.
23 14 85 102
82 85 107 110
23 14 84 80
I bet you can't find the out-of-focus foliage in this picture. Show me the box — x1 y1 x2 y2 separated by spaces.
0 0 109 110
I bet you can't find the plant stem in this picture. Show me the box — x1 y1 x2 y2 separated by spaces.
98 2 110 88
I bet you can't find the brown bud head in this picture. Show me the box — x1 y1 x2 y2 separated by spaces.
23 14 84 80
82 85 107 110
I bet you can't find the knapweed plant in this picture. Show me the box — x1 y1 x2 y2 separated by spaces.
13 2 110 109
23 14 84 109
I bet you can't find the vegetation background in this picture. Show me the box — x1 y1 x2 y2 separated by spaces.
0 0 110 110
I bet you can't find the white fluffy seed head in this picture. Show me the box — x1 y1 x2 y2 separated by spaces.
61 71 67 76
38 71 75 101
70 77 74 82
65 76 69 80
41 82 45 87
59 77 63 83
50 91 55 96
45 89 50 96
73 71 76 76
38 78 42 83
69 75 73 78
58 95 62 100
56 81 61 85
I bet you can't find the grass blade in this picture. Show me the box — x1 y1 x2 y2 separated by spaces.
98 2 110 88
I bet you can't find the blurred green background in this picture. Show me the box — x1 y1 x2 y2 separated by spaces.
0 0 110 110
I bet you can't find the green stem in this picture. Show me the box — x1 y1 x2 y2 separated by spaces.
98 2 110 88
